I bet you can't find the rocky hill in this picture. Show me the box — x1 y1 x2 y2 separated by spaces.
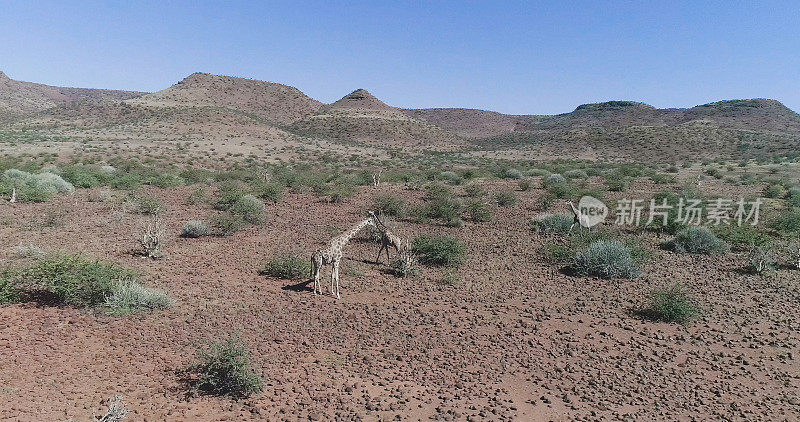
0 71 142 121
1 70 798 162
128 73 322 125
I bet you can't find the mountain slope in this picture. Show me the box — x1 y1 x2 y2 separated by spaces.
0 70 143 121
128 73 322 125
288 89 464 149
2 71 798 162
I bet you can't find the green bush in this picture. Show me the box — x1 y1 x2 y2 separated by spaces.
439 171 462 185
373 195 405 217
411 235 466 267
533 213 573 235
763 182 787 199
424 182 453 200
212 214 248 236
574 240 641 279
327 183 357 203
134 196 165 215
788 187 800 208
182 221 209 238
494 191 518 207
642 284 698 324
190 336 263 398
466 201 493 222
518 178 533 191
60 166 103 188
3 254 137 308
464 183 486 198
0 169 75 202
0 276 20 305
256 182 284 203
230 194 265 224
544 173 567 186
260 255 310 280
713 224 771 251
564 169 588 180
504 168 523 179
650 173 676 184
542 174 575 198
604 171 630 192
109 173 142 190
148 173 185 188
214 180 251 210
187 187 208 205
668 227 729 254
747 246 777 275
390 251 420 278
771 209 800 235
421 197 463 224
104 280 173 316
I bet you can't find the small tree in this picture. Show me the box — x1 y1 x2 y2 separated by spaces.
140 215 166 259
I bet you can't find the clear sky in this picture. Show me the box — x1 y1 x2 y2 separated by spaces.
1 1 798 114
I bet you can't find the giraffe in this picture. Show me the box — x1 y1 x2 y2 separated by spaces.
373 213 403 264
566 200 589 233
311 212 378 298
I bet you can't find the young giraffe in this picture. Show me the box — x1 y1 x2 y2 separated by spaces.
311 212 378 298
566 200 590 233
373 214 403 264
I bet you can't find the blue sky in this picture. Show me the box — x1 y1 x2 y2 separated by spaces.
1 1 798 114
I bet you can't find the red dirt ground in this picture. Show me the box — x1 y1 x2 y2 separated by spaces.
0 178 798 421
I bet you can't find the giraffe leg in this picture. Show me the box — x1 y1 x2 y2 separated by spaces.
330 261 336 296
385 246 391 263
333 261 341 299
312 261 321 295
376 244 385 264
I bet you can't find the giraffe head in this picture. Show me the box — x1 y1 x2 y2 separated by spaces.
371 210 388 230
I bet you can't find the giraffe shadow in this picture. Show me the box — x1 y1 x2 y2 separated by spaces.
281 279 314 292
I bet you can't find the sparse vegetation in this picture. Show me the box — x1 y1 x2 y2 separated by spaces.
466 200 493 222
390 249 420 277
0 169 75 202
493 191 518 207
747 246 777 275
139 215 167 258
260 255 310 280
182 221 209 238
0 254 170 314
464 183 486 198
533 213 573 235
770 209 800 235
189 336 263 398
411 235 465 267
212 213 247 236
373 194 405 217
230 194 265 224
104 280 174 316
642 284 698 324
667 227 729 255
574 240 641 279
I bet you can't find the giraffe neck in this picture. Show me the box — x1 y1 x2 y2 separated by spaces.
333 218 374 249
569 202 580 215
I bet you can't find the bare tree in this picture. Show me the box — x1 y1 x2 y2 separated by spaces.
139 215 166 259
94 396 129 422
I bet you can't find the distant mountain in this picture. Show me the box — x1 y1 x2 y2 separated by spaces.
288 89 464 148
0 70 142 121
2 70 798 162
128 72 322 125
